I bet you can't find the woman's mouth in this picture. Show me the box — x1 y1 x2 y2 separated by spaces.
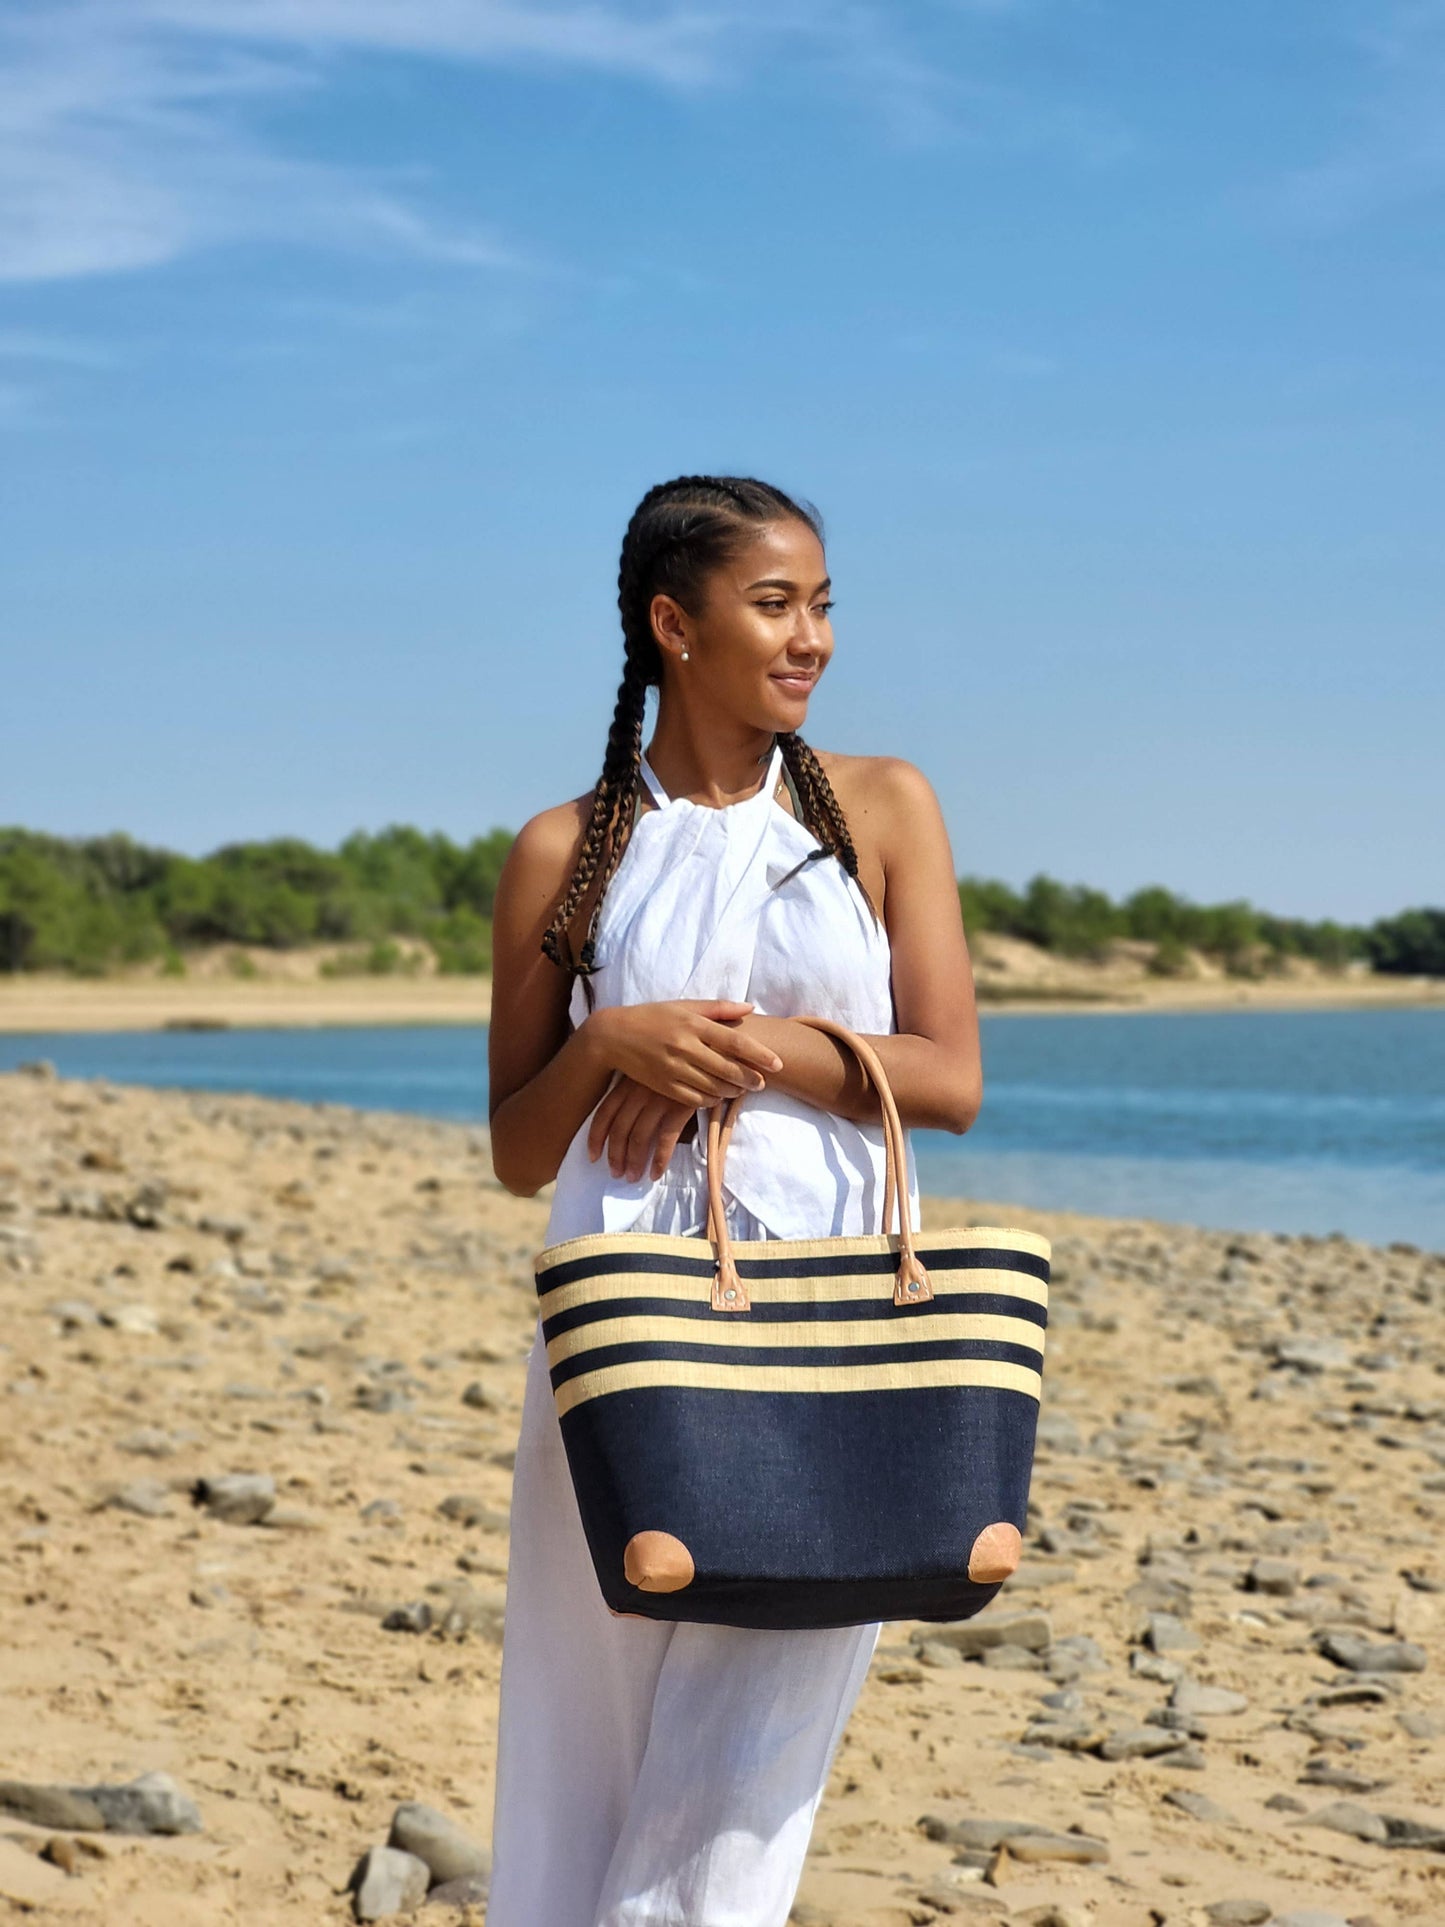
771 672 816 695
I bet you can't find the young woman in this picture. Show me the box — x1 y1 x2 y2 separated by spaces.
485 474 982 1927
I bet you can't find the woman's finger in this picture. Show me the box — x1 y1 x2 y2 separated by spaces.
700 1019 783 1076
587 1079 630 1161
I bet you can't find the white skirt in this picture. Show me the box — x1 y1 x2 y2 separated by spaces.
487 1165 882 1927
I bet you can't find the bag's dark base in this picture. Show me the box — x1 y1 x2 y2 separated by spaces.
559 1383 1039 1632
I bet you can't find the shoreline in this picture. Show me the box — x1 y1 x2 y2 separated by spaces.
2 968 1442 1034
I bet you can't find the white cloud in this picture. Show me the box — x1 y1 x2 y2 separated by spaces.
0 1 727 284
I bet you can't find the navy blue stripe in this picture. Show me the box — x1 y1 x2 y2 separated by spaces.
538 1243 1049 1293
541 1289 1048 1344
548 1334 1044 1391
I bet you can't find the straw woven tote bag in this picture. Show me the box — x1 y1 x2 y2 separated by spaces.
533 1015 1050 1630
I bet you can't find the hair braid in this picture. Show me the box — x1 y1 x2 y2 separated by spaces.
541 472 871 975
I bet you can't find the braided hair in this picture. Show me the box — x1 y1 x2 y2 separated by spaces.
540 474 870 989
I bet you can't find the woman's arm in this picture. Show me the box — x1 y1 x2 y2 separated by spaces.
488 803 784 1197
729 757 982 1134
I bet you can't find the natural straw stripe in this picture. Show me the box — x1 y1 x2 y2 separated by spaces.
545 1311 1046 1369
537 1264 1049 1321
552 1354 1043 1416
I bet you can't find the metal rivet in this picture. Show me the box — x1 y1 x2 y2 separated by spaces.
907 1280 920 1293
724 1288 737 1301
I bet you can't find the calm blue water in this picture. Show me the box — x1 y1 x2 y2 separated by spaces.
3 1009 1442 1250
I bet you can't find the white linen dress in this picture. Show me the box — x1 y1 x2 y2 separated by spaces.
487 737 921 1927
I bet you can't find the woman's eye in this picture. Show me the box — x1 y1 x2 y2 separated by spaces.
756 600 787 613
814 601 835 617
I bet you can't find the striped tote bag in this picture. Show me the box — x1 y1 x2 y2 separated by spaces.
533 1015 1049 1630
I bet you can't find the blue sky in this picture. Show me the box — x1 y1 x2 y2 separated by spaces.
2 1 1441 925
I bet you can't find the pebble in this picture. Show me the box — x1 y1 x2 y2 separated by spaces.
103 1479 175 1518
424 1872 492 1908
382 1602 433 1634
1163 1788 1236 1825
1316 1630 1427 1674
917 1610 1052 1660
1171 1677 1249 1718
1144 1612 1201 1654
1203 1905 1270 1926
191 1472 277 1525
1245 1556 1300 1595
1099 1726 1194 1761
387 1802 490 1885
1295 1799 1389 1843
350 1844 431 1920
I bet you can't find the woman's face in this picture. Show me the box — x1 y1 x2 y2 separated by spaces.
656 518 835 735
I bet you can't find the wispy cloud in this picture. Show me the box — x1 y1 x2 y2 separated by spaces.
1276 0 1445 227
0 1 1109 287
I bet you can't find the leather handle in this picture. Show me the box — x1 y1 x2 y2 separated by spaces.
704 1016 931 1314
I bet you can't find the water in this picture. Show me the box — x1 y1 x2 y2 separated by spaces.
3 1008 1442 1250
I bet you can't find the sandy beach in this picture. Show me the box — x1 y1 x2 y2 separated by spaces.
1 1063 1442 1925
2 936 1442 1036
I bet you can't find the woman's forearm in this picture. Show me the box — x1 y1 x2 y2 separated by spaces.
737 1016 981 1136
490 1014 616 1197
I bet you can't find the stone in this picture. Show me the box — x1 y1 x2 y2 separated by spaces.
350 1844 431 1920
1379 1812 1445 1849
923 1610 1052 1659
920 1815 1057 1852
1203 1905 1271 1926
1273 1336 1352 1373
438 1494 491 1528
0 1783 108 1830
1317 1631 1427 1674
72 1771 202 1835
1245 1556 1300 1595
1164 1788 1236 1824
1098 1726 1193 1761
191 1473 277 1525
1132 1651 1184 1684
382 1602 433 1634
104 1480 174 1518
1399 1710 1445 1739
387 1803 489 1886
1144 1612 1200 1654
990 1828 1108 1865
916 1640 967 1669
1295 1799 1388 1844
1269 1914 1352 1927
1171 1678 1249 1718
424 1872 491 1908
979 1643 1045 1670
1300 1758 1385 1793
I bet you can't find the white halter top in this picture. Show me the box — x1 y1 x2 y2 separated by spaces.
543 738 921 1244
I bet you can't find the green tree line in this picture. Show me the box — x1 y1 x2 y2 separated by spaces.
0 825 1440 979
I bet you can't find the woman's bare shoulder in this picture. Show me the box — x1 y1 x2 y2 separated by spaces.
812 750 938 821
497 791 597 908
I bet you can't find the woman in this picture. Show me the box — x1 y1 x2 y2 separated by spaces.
485 474 982 1926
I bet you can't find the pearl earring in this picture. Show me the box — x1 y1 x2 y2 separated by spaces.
680 648 690 661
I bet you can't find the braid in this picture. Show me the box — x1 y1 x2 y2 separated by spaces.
777 731 879 923
540 471 863 974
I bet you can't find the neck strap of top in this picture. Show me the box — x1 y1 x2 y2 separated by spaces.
635 739 787 819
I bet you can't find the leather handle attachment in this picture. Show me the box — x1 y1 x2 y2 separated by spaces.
704 1015 931 1314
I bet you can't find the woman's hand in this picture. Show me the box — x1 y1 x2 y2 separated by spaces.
585 999 783 1109
587 1075 700 1181
582 999 783 1183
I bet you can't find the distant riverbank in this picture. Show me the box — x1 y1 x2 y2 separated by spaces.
0 941 1441 1034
